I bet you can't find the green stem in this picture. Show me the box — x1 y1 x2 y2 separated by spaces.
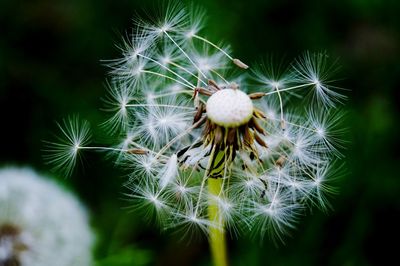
208 151 228 266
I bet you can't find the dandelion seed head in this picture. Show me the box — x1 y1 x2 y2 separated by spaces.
0 167 93 266
46 3 347 241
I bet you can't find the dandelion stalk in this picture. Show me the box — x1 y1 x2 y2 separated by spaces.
208 170 228 266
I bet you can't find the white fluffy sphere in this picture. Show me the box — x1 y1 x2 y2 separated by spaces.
206 89 253 127
0 167 94 266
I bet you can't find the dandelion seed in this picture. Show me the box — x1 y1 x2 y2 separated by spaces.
43 117 91 177
292 52 347 107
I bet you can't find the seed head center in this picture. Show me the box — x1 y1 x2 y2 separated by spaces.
206 89 253 128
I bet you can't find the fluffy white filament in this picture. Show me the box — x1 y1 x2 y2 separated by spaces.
159 153 178 189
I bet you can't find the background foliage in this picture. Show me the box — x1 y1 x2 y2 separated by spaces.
1 0 399 265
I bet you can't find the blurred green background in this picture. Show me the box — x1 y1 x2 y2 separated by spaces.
1 0 399 265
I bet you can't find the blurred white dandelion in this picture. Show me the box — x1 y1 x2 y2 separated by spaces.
0 167 94 266
45 1 346 248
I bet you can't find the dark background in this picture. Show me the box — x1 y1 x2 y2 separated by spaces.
1 0 399 265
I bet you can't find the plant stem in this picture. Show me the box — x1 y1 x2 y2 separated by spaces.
208 151 228 266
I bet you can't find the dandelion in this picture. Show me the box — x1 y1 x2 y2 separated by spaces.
0 167 94 266
45 3 346 266
43 116 92 177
